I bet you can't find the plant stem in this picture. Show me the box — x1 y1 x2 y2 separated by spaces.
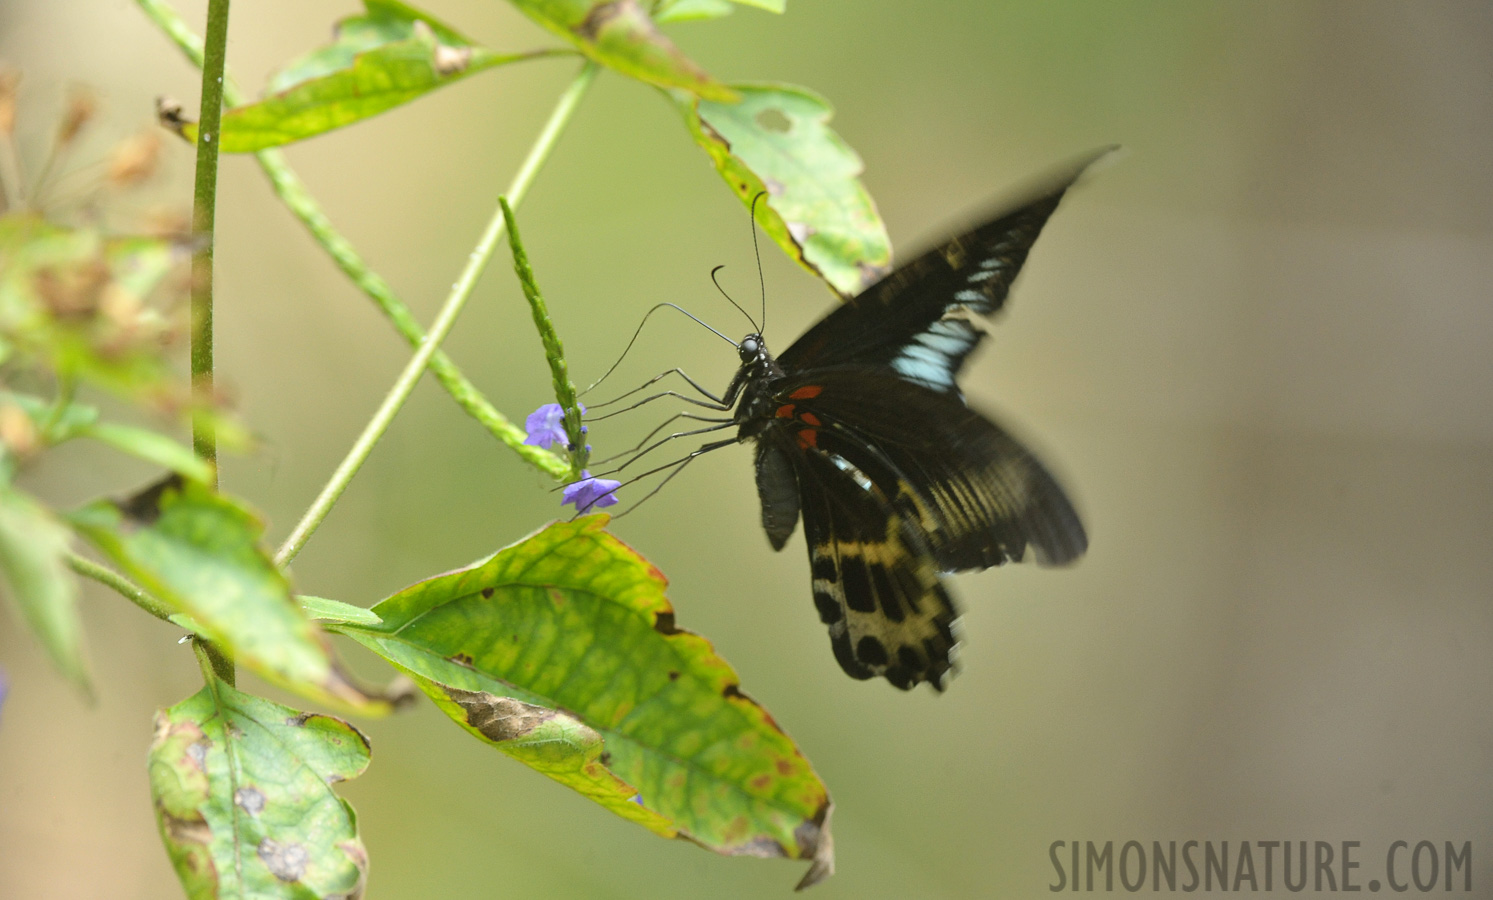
189 0 228 479
190 0 232 682
254 152 570 479
66 552 174 623
133 0 572 481
501 198 586 478
274 61 599 568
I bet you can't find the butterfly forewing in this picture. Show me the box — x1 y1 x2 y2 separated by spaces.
776 148 1112 392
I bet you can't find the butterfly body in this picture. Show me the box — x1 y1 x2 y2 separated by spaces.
715 151 1108 691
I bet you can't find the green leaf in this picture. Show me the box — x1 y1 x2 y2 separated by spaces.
0 390 215 482
69 476 389 716
150 679 370 900
78 422 215 483
337 516 833 889
674 83 891 298
298 595 382 627
653 0 781 23
0 213 188 401
179 0 550 153
0 484 89 694
653 0 733 23
507 0 735 100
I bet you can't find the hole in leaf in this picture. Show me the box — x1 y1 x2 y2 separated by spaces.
755 108 791 133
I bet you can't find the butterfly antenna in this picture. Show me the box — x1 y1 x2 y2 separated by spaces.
749 192 768 333
579 302 735 397
709 265 759 332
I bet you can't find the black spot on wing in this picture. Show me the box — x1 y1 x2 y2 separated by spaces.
839 557 877 613
856 635 888 666
830 629 874 680
812 590 841 624
811 555 837 582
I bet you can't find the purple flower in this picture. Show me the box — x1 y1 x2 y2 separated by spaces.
523 403 568 449
562 471 621 513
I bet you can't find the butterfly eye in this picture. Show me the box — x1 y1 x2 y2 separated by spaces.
739 336 760 360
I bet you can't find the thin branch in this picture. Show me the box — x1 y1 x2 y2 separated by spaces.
66 551 175 623
189 0 229 476
274 61 600 568
189 0 233 681
502 197 586 479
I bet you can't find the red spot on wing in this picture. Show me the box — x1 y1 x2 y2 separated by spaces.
796 429 818 449
789 385 823 400
774 404 796 419
799 412 821 427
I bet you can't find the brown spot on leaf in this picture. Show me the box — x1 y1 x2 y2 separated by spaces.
480 587 494 599
257 837 308 882
750 773 772 791
570 0 618 40
186 739 210 771
446 687 555 743
721 683 744 700
155 96 190 139
234 786 266 816
667 670 680 681
793 800 836 891
285 713 313 727
775 758 796 776
449 653 474 667
161 810 211 847
113 473 185 525
652 612 679 635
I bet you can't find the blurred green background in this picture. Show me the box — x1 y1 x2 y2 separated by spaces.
2 1 1491 897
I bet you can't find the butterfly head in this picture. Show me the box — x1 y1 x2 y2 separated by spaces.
737 333 767 365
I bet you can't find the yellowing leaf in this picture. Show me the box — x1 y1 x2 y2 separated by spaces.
676 83 891 298
508 0 734 100
338 516 833 889
70 476 390 717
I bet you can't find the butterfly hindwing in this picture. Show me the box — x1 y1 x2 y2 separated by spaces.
781 368 1088 570
786 437 959 690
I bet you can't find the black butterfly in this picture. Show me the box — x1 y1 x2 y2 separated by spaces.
708 150 1105 691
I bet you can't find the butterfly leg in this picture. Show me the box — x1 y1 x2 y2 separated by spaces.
584 390 731 422
569 436 739 518
589 411 734 466
588 422 738 477
584 368 730 410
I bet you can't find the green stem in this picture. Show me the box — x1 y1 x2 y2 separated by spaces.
501 198 586 478
188 0 231 683
65 551 174 623
133 0 571 481
189 0 229 478
274 61 599 568
253 152 569 479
